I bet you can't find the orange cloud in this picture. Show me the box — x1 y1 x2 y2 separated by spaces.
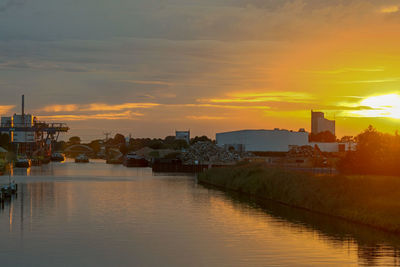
38 111 144 121
83 102 160 111
380 6 399 13
41 104 79 112
186 115 226 120
0 105 15 115
181 104 270 110
201 92 314 104
39 102 160 113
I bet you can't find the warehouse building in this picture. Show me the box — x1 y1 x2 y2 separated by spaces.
216 128 309 152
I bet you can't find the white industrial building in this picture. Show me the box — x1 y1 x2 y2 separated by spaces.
216 129 309 152
216 129 356 153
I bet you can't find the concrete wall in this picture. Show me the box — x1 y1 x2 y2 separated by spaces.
216 129 309 152
310 142 356 152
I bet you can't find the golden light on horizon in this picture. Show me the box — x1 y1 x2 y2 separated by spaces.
350 93 400 119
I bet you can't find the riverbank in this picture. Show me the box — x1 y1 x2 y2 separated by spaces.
198 163 400 234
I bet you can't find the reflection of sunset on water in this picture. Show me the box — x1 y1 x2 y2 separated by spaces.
0 162 399 266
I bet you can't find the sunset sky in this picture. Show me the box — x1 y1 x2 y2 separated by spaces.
1 0 400 140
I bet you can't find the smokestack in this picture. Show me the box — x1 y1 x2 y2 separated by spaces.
22 94 24 115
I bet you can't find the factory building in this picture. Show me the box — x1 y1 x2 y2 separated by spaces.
311 111 335 135
216 129 309 152
175 130 190 143
0 95 69 156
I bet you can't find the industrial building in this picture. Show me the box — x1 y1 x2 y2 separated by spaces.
0 95 69 156
311 111 335 135
216 110 353 153
175 130 190 143
216 129 309 152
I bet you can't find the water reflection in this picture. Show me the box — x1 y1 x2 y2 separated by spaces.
201 185 400 266
1 162 400 266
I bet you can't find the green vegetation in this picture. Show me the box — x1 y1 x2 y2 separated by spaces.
0 159 6 173
199 163 400 233
338 125 400 175
309 130 336 142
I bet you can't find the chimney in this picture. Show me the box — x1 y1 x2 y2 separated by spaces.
22 94 25 115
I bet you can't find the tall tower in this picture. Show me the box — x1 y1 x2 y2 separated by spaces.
311 111 335 135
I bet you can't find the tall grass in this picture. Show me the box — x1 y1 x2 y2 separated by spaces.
198 163 400 233
0 159 6 173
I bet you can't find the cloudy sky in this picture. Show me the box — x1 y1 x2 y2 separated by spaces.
1 0 400 140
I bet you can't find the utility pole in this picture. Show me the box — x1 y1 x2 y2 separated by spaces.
103 132 111 142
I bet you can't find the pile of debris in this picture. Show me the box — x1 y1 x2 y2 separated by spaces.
181 141 242 164
287 145 324 158
287 145 315 158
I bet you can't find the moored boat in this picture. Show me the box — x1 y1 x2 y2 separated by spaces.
14 156 32 168
75 154 89 163
123 152 149 167
51 152 65 162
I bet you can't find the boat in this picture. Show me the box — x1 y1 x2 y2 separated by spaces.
14 156 32 168
51 152 65 162
123 152 149 167
75 154 89 163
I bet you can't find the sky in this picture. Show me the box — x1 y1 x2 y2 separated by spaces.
1 0 400 141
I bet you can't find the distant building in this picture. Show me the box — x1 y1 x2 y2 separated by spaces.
176 130 190 143
216 129 309 152
311 111 335 135
1 114 37 143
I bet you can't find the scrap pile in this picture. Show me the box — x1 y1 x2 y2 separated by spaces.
181 141 242 164
287 145 315 158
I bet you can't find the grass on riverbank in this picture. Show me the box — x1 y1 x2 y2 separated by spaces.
0 159 6 173
198 163 400 233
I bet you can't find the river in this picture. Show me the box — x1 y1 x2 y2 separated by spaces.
0 160 399 266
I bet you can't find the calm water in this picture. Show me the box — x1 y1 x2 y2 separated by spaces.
1 160 400 266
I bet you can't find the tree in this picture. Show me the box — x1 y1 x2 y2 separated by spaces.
337 126 400 175
309 131 336 142
173 139 189 150
190 135 212 145
339 136 354 143
164 136 176 145
54 141 66 151
69 136 81 145
113 133 125 145
0 133 10 148
88 140 102 153
119 143 129 155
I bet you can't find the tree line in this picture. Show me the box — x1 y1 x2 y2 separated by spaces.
338 125 400 176
55 134 213 155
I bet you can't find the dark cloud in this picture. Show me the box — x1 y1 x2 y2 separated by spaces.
0 0 26 12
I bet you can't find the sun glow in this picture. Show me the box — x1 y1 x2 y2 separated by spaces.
352 93 400 119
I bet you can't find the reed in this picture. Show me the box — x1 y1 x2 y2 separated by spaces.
198 163 400 233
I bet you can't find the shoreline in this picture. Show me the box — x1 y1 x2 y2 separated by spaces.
198 163 400 234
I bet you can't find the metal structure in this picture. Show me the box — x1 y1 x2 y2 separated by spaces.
0 95 69 156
